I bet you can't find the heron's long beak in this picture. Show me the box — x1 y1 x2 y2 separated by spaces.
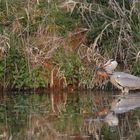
95 61 112 71
102 60 112 69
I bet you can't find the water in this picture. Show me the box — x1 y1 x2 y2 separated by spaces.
0 90 140 140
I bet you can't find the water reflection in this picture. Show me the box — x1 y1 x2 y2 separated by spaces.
0 91 140 139
50 90 67 113
111 93 140 114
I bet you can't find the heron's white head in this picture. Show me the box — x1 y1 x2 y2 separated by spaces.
103 59 118 74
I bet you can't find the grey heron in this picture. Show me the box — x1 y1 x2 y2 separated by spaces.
96 60 140 93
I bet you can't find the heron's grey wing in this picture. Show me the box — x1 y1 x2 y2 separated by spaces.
114 72 140 88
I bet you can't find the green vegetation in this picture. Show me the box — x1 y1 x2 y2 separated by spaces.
0 0 140 90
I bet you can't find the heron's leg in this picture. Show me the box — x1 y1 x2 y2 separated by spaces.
124 88 129 93
121 88 129 95
121 87 129 95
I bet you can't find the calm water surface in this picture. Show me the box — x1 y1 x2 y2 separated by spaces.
0 90 140 140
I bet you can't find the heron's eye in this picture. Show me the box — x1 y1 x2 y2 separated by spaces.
117 98 121 102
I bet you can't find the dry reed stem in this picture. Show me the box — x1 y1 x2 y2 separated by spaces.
66 0 140 64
